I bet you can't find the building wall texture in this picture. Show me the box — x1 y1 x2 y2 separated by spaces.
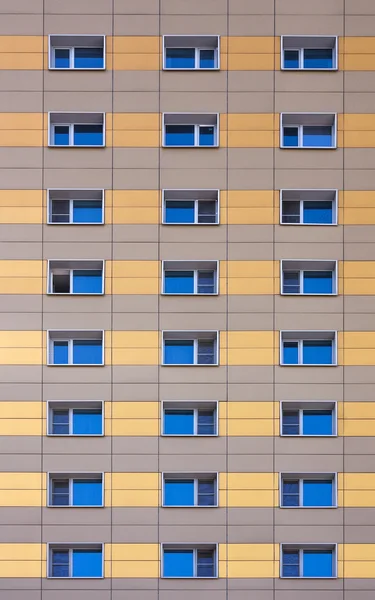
1 0 375 599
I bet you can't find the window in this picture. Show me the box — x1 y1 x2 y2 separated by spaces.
48 189 104 224
49 474 103 506
162 545 217 578
48 260 104 295
49 113 105 147
281 114 336 149
163 189 219 225
163 114 218 147
162 402 217 436
280 331 337 366
281 261 337 295
163 332 218 366
281 474 336 507
281 545 336 578
280 190 337 225
281 402 336 436
48 401 103 436
282 36 337 70
163 261 218 295
49 35 105 70
49 544 103 578
48 331 104 366
163 474 217 507
163 35 219 70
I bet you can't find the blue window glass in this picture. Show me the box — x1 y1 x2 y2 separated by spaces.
283 126 299 147
197 340 215 364
197 550 215 577
54 126 70 146
53 340 69 364
72 270 103 294
51 549 69 577
73 200 103 223
74 47 104 69
164 409 194 435
197 409 215 435
199 126 215 146
282 550 299 577
303 550 333 577
198 480 215 506
163 549 194 577
302 340 333 365
164 271 194 294
283 341 298 365
283 272 300 294
200 49 215 68
72 340 102 365
166 48 195 69
73 479 102 506
165 125 195 146
197 271 215 294
73 124 103 146
303 271 333 294
282 480 299 506
164 340 194 365
54 48 70 68
303 201 333 224
303 480 333 507
284 49 299 68
52 409 69 434
72 549 102 578
304 48 333 69
282 410 299 435
165 200 195 224
303 410 333 435
73 409 103 435
164 479 194 506
51 480 69 506
303 126 332 147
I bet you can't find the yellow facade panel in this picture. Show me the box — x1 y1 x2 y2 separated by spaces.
0 207 42 224
343 208 375 224
0 113 43 129
110 543 159 561
111 419 159 436
343 37 375 53
344 402 375 418
113 114 160 131
0 544 42 560
227 54 275 70
112 402 159 419
227 207 274 224
344 561 375 578
227 37 276 53
226 190 274 207
113 37 160 53
111 330 159 348
0 331 43 348
0 349 43 365
113 54 161 70
226 420 275 436
0 562 43 578
112 260 159 277
344 114 375 130
112 190 159 207
0 54 43 69
113 207 159 224
110 561 159 578
224 560 277 578
226 402 274 419
224 543 275 561
111 490 159 506
343 332 375 348
341 420 375 436
0 490 44 507
0 402 41 418
226 131 274 147
225 278 274 295
0 131 43 147
0 36 43 52
223 331 275 349
344 55 375 71
112 278 159 294
111 473 159 489
0 278 43 294
113 131 160 147
0 420 42 435
226 114 274 131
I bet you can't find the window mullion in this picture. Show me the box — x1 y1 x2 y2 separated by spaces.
300 549 303 577
193 548 197 577
194 339 198 365
195 47 199 69
69 339 73 365
70 47 74 69
299 340 303 365
70 478 73 506
70 124 74 147
194 270 198 294
300 270 303 294
299 409 303 435
70 270 73 294
195 125 199 147
70 199 73 223
300 48 303 69
300 479 303 507
300 199 303 224
194 479 198 506
194 408 198 435
195 199 199 223
69 548 73 578
69 408 73 435
299 125 303 148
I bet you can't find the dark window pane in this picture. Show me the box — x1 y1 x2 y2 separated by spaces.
302 340 333 365
164 340 194 365
303 410 333 435
198 480 215 506
73 124 103 146
283 271 300 294
73 200 103 223
282 480 299 507
283 126 299 147
54 48 70 68
303 126 332 148
165 125 195 146
284 49 299 68
54 125 70 146
51 199 70 223
74 47 104 69
200 49 215 68
282 410 299 435
51 479 70 506
197 271 215 294
166 48 195 69
164 409 194 435
52 273 70 294
198 200 217 223
52 409 69 435
282 550 299 577
197 550 215 577
197 409 215 435
197 340 215 364
283 341 299 365
164 271 194 294
282 200 300 224
51 549 69 577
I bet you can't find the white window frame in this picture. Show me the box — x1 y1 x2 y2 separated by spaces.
280 260 337 296
47 260 105 295
280 544 337 579
281 35 338 71
47 543 104 579
162 261 219 295
48 473 104 508
48 113 106 148
161 401 218 437
47 401 104 437
162 114 219 148
162 331 219 366
47 189 105 225
161 544 218 579
47 331 105 366
163 45 220 71
280 331 337 366
281 118 337 149
162 189 220 225
279 473 337 508
162 473 218 507
279 189 338 226
49 34 106 70
280 401 337 438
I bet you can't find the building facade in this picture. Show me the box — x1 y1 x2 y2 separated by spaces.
0 0 375 598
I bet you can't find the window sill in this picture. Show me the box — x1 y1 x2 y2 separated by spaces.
47 222 105 225
280 363 337 367
280 222 337 226
280 145 337 150
281 67 337 71
279 505 337 509
47 293 104 296
163 145 219 148
280 576 337 580
47 363 105 367
49 67 105 71
47 433 104 437
280 293 337 296
280 434 337 438
47 576 104 580
161 433 218 437
48 145 106 148
162 504 218 508
162 222 219 226
162 576 218 580
162 363 219 367
162 293 218 296
163 67 219 71
48 505 104 508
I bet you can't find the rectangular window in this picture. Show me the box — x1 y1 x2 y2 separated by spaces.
163 476 217 507
281 475 335 507
164 36 219 70
281 546 336 578
281 114 336 149
49 113 105 147
282 36 337 70
281 332 336 366
49 546 103 578
281 403 335 436
48 261 104 295
163 190 219 225
163 261 218 295
163 334 218 366
280 190 336 225
49 475 103 507
281 261 336 295
49 35 105 70
48 190 104 224
48 332 104 366
163 403 217 436
162 546 216 578
48 402 103 436
163 114 218 148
